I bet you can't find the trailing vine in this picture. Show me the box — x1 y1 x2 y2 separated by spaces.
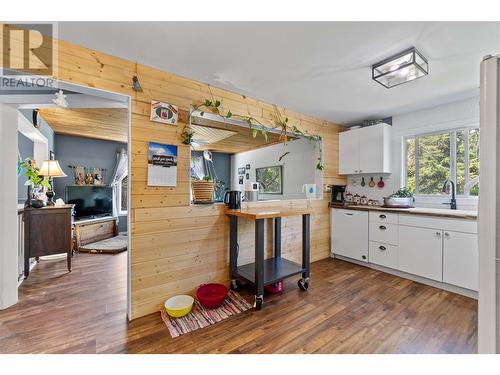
180 94 324 170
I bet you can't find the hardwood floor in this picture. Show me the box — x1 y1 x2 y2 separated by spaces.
0 252 477 354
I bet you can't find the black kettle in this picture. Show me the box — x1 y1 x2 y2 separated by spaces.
224 190 241 209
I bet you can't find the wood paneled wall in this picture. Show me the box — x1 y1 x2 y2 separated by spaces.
1 24 346 318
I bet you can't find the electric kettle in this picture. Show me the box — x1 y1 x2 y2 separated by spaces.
224 190 241 209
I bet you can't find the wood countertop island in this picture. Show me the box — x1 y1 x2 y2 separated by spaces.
225 207 312 220
225 206 311 310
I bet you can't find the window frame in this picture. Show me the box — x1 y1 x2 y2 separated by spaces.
118 175 128 215
402 125 479 199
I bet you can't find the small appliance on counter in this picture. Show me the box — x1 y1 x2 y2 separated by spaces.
224 190 241 209
244 181 259 202
329 184 347 206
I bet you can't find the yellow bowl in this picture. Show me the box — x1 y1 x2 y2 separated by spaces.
164 295 194 318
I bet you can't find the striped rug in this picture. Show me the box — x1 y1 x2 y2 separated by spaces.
160 290 253 338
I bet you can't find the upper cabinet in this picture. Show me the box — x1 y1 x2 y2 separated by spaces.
339 123 392 175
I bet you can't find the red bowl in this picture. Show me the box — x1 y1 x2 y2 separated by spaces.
196 283 228 309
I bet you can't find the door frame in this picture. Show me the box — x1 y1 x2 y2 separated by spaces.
0 79 133 320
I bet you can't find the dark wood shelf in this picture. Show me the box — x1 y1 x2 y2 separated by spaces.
235 257 305 286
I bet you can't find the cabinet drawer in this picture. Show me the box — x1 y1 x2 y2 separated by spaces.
369 241 398 269
369 211 398 225
369 221 398 245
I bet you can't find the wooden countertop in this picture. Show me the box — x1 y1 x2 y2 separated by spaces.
330 204 478 220
225 207 312 220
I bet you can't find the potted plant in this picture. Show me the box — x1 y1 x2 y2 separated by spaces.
20 158 51 208
383 187 415 208
191 176 215 203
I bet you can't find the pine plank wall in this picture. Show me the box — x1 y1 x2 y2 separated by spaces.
1 25 347 319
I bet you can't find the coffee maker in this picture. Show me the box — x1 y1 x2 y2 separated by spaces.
329 185 347 206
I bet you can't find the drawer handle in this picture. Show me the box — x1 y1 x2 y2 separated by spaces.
379 214 386 219
379 245 386 251
344 213 353 216
379 225 386 230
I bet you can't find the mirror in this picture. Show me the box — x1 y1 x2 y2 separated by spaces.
189 111 323 204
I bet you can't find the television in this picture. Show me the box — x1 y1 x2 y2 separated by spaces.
66 186 113 220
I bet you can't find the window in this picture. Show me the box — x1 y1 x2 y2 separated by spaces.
118 176 128 214
404 128 479 197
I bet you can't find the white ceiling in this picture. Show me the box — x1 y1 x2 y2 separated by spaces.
59 22 500 125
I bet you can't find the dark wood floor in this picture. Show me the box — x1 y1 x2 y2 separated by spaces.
0 251 477 354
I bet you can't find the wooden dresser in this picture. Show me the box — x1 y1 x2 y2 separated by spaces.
23 204 74 278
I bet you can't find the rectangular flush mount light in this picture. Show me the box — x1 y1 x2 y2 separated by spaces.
372 47 428 88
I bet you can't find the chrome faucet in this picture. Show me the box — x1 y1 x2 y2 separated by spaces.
442 179 457 210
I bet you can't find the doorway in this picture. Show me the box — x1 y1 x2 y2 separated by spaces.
0 79 132 319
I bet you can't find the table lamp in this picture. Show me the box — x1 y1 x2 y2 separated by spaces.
39 160 67 206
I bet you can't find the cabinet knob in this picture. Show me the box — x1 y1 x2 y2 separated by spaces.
379 214 386 219
436 231 441 237
444 232 450 238
379 245 386 251
379 225 386 230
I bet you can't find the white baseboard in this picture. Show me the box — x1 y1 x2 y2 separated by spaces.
332 253 478 300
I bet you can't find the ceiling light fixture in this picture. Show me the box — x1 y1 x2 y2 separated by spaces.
372 47 428 88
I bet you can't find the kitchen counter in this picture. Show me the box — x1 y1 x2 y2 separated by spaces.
330 204 477 220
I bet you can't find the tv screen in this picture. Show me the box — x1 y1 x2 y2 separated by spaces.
66 186 113 220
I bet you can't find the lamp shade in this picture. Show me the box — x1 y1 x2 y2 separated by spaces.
39 160 67 178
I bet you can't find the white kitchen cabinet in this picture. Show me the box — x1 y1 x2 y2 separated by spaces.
338 129 359 175
398 225 443 282
338 123 392 175
443 230 479 291
331 209 368 262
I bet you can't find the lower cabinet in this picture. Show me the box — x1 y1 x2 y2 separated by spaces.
398 225 443 282
332 209 478 293
443 230 479 290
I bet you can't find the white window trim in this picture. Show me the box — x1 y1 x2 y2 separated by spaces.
118 176 128 215
402 124 479 201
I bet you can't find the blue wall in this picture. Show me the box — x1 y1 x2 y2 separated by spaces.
54 134 128 232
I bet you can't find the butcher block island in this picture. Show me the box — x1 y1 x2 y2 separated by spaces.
226 207 312 310
331 205 479 298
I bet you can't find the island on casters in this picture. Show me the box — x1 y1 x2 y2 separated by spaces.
225 207 311 310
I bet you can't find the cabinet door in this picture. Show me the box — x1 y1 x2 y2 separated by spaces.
331 209 368 262
358 124 383 174
339 130 359 174
398 225 443 281
443 231 478 291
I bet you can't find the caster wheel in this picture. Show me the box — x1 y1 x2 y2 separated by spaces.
230 279 239 291
254 297 263 310
298 279 309 291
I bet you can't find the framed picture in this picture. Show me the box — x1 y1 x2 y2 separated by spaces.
238 167 245 175
150 100 178 125
246 173 249 180
238 175 244 185
256 165 283 194
147 142 178 186
245 164 250 170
